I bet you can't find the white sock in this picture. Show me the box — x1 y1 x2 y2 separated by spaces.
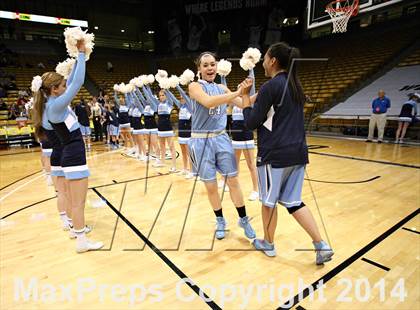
59 211 68 224
74 228 87 244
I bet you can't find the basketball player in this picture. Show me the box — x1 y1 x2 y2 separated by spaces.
240 42 333 264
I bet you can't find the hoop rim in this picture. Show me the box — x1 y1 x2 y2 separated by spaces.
325 0 359 15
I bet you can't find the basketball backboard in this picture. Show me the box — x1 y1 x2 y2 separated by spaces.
306 0 405 30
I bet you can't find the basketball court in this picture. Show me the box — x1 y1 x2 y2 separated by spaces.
1 0 419 309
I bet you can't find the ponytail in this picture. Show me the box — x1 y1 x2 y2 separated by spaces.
267 42 305 105
32 89 47 140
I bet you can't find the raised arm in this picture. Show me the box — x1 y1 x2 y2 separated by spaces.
66 59 77 87
142 85 159 110
50 52 85 115
188 82 241 109
130 91 144 113
113 91 120 109
124 93 132 108
176 85 192 111
134 87 147 106
220 76 227 87
249 68 256 96
164 89 180 108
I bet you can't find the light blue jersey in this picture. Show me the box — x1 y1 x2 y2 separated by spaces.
157 100 173 115
191 80 226 133
43 52 83 131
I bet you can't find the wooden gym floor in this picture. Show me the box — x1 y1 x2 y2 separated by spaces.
0 136 419 309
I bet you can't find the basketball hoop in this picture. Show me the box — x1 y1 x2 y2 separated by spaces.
325 0 359 33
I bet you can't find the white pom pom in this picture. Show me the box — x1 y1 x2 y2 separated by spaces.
129 78 136 86
168 75 180 88
217 59 232 76
133 76 144 88
55 58 76 79
113 84 120 92
155 70 168 82
63 27 95 61
239 57 255 71
158 77 170 89
243 47 261 65
31 75 43 92
179 69 195 85
147 74 155 84
125 84 134 93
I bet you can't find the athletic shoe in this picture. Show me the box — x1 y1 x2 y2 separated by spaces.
63 223 71 231
76 239 104 253
169 167 177 173
252 239 276 257
365 139 372 143
238 216 256 239
152 160 165 168
248 191 259 201
377 140 383 144
313 240 334 265
394 139 399 144
185 172 194 179
69 225 92 239
215 217 227 240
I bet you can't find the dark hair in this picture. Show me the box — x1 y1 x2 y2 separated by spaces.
194 51 217 68
267 42 305 105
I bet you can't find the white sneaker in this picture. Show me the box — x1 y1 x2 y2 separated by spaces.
152 160 165 168
169 167 177 173
185 172 194 179
178 169 187 176
76 239 104 253
46 174 53 186
69 225 92 239
62 222 71 231
248 191 259 201
140 155 147 162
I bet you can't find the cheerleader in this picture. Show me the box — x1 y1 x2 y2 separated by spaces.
141 85 177 171
113 91 135 154
188 51 255 240
36 41 103 253
395 93 419 143
221 72 259 201
126 91 147 160
165 85 193 178
137 85 161 165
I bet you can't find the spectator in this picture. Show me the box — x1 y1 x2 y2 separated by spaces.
74 98 92 151
8 102 19 120
0 98 7 110
366 90 390 143
91 97 103 142
106 61 113 73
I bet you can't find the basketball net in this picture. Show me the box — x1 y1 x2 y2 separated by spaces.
325 0 359 33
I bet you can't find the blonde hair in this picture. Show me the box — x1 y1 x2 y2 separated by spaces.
32 72 64 139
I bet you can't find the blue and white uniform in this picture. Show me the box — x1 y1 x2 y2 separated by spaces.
138 86 158 135
188 80 237 182
40 136 53 157
106 109 120 136
165 86 192 144
127 91 146 135
243 72 308 211
43 52 89 180
221 73 255 150
399 99 418 123
142 85 174 137
114 92 131 129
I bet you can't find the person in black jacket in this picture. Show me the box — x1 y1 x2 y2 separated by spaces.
241 42 333 265
74 98 91 151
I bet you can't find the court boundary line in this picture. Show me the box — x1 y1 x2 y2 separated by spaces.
92 188 222 310
361 257 390 271
277 208 419 309
309 151 420 169
0 170 42 191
